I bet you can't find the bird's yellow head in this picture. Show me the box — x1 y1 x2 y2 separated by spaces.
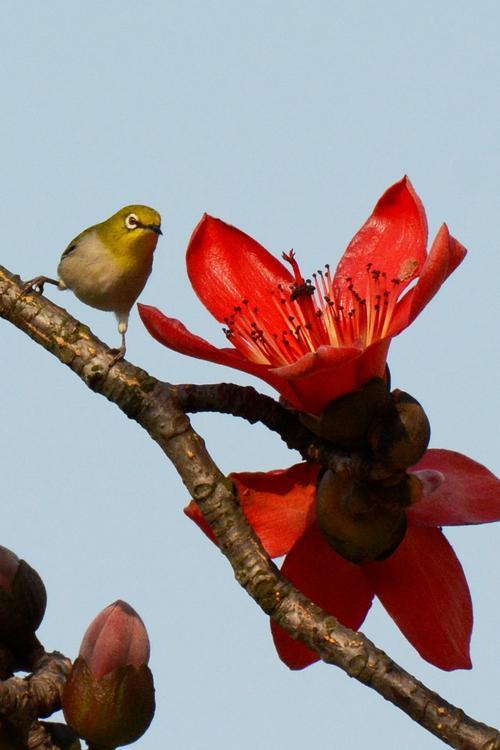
97 205 162 261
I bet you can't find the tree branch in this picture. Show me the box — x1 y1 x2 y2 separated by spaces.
0 651 71 749
173 382 362 475
174 382 313 451
1 264 499 750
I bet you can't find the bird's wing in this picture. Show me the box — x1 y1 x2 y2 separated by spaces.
59 226 94 262
61 242 77 260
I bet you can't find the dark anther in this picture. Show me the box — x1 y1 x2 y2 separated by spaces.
291 282 315 301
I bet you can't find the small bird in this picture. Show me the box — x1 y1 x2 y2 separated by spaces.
23 205 162 361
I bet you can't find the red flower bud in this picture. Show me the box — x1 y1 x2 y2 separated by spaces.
79 600 150 681
63 601 155 748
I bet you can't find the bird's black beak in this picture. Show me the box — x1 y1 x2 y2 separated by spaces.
148 224 162 235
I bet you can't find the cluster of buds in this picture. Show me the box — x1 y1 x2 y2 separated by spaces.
0 547 154 747
301 377 432 562
62 600 155 749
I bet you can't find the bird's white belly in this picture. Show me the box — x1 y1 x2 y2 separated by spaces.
58 233 152 314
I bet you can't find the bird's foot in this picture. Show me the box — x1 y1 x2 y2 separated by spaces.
20 276 59 296
108 345 126 368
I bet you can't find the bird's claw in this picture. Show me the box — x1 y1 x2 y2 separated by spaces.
19 276 59 297
108 345 126 368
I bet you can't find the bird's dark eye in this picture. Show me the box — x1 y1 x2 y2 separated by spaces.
125 213 139 230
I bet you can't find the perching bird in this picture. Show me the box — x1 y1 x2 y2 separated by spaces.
23 205 162 361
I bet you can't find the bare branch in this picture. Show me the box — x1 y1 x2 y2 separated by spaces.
1 264 499 750
174 382 361 474
174 381 313 451
0 651 71 749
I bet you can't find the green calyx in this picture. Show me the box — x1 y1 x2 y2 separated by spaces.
62 657 155 749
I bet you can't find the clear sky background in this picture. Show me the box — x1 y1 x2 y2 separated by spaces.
1 2 499 748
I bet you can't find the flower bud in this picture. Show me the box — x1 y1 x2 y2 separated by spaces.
316 470 407 563
79 599 151 681
299 378 391 448
369 390 430 471
0 547 19 592
63 601 155 749
0 545 46 668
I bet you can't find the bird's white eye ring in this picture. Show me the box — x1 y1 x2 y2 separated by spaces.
125 213 139 230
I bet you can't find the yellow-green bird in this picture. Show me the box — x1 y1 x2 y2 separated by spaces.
24 205 162 361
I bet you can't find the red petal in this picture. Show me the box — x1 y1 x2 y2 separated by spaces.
270 345 362 414
390 225 467 336
184 463 320 557
271 344 363 379
186 214 294 326
232 463 320 557
408 449 500 527
139 304 241 362
270 339 391 415
333 177 428 305
184 501 219 545
364 527 472 670
271 524 373 669
138 304 301 407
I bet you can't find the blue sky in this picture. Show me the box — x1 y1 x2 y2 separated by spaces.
1 2 499 748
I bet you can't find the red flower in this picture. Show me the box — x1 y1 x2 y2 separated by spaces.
139 178 466 414
185 450 500 671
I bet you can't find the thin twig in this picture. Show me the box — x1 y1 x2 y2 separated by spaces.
174 382 312 451
173 382 362 474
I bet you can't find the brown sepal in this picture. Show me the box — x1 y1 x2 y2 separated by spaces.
62 657 155 748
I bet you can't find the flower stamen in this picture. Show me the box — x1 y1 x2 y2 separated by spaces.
223 251 417 365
